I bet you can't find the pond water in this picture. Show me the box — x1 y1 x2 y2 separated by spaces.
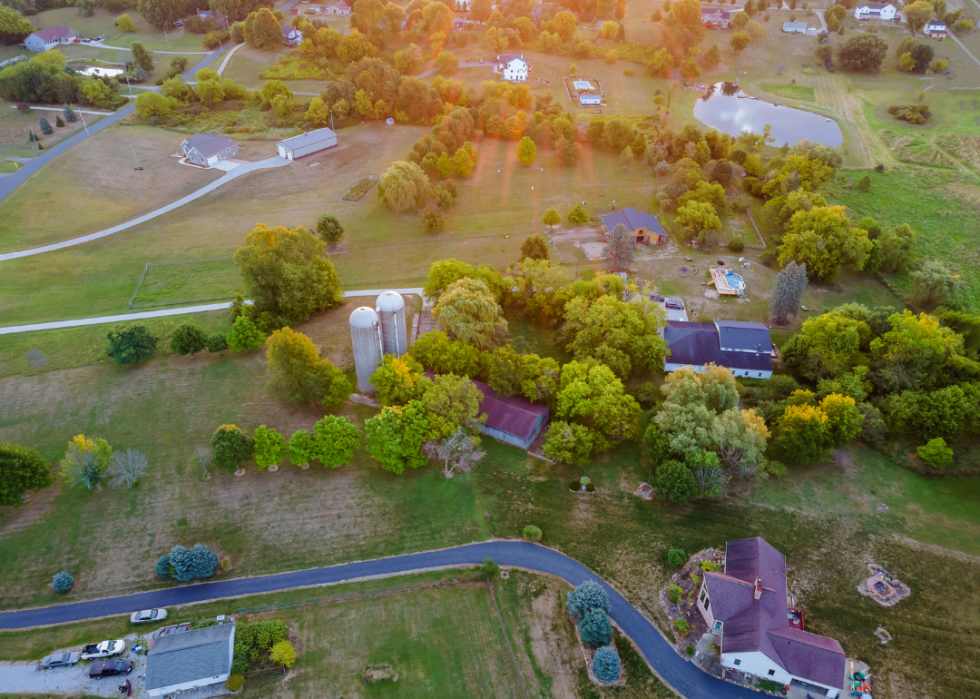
77 65 124 78
693 82 843 147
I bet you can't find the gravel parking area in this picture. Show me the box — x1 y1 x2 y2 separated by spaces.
0 636 148 697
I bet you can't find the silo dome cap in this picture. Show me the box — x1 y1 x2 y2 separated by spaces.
376 291 405 312
349 306 380 328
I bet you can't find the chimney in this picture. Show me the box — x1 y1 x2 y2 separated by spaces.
754 577 763 600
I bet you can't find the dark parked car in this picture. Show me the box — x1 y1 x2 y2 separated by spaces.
39 651 80 669
665 298 685 310
89 659 134 679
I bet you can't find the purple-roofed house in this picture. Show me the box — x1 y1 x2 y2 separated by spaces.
696 537 847 697
599 207 668 245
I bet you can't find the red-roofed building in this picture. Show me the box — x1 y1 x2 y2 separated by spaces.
24 26 79 52
472 379 549 450
697 537 846 697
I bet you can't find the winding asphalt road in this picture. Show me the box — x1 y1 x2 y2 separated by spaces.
0 49 225 206
0 541 757 699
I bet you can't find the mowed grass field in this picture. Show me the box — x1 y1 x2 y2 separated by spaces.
31 6 209 53
0 106 102 159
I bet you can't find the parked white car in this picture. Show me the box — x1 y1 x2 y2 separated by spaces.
80 640 125 660
130 608 168 624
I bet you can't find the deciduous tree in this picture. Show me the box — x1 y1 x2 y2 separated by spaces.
170 323 209 356
542 207 561 229
243 7 282 48
365 401 431 474
421 373 485 438
655 459 697 503
106 324 157 365
377 160 430 212
253 425 285 470
516 135 537 165
265 328 352 406
211 424 253 473
60 435 113 490
433 278 508 348
918 437 953 468
520 233 549 261
836 33 889 72
423 429 486 476
226 316 265 352
315 213 344 246
778 206 872 282
0 443 52 508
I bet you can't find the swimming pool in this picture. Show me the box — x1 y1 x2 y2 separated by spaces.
725 272 745 293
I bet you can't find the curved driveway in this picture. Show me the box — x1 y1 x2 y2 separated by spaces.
0 541 759 699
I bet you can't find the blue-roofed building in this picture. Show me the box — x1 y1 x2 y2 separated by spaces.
663 320 773 379
599 207 668 245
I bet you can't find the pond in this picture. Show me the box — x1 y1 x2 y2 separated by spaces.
77 65 124 78
693 82 843 147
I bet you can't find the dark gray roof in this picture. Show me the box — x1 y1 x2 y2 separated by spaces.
664 321 772 371
714 320 771 352
145 624 233 691
277 127 336 149
182 133 235 158
600 208 667 238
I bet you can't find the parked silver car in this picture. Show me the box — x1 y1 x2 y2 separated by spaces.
130 608 168 624
39 651 80 669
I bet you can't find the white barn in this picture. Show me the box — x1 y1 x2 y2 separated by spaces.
854 2 897 20
497 54 529 81
24 26 78 52
276 127 338 160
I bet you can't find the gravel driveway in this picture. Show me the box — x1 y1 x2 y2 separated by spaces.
0 638 148 697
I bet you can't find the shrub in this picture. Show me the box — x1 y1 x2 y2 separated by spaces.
480 557 500 580
269 640 297 667
918 437 953 469
523 524 543 541
624 68 634 76
207 333 228 353
0 443 52 508
106 324 157 364
887 104 930 125
667 548 687 567
160 543 219 582
226 316 265 352
52 571 73 593
591 644 621 682
579 607 613 648
315 214 344 246
686 643 695 656
232 620 288 673
211 425 253 473
567 580 610 621
155 555 172 579
55 115 65 127
674 618 690 634
39 116 53 135
226 674 245 692
203 30 230 50
729 239 744 252
857 174 871 191
667 583 683 604
170 323 208 356
220 557 231 569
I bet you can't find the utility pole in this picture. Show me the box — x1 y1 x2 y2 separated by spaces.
329 107 334 131
125 73 133 97
164 30 170 50
78 109 90 136
133 149 142 170
29 128 38 155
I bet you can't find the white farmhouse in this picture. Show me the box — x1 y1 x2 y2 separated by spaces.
24 27 78 52
497 54 529 81
854 2 897 20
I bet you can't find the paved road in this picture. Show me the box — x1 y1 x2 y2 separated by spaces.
0 50 224 206
0 289 424 335
0 541 760 699
0 156 291 261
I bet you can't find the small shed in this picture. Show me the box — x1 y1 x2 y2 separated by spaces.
180 133 238 167
276 127 338 160
782 21 808 33
580 94 602 106
473 379 549 450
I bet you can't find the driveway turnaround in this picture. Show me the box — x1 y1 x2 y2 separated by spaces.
0 156 291 262
0 541 760 699
0 290 424 335
0 50 224 206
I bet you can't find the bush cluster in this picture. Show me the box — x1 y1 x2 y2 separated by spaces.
232 620 287 673
155 544 219 582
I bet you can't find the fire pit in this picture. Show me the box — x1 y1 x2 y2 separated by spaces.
858 564 910 607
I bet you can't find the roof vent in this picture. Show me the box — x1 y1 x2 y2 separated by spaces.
754 577 763 600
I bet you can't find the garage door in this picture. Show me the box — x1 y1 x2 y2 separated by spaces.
277 145 287 159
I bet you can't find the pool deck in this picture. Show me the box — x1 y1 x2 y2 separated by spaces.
710 267 744 296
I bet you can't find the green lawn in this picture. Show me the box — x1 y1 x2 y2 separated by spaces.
759 82 815 102
825 167 980 310
32 7 208 53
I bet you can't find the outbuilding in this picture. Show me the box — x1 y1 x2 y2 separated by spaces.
579 94 602 106
600 207 668 245
24 27 78 52
782 21 808 33
180 133 238 167
323 1 352 14
276 127 338 160
474 379 549 450
145 624 235 698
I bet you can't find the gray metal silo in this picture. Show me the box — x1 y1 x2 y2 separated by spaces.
376 291 408 357
349 306 382 393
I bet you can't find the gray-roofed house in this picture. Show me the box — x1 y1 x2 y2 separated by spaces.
599 207 668 245
782 21 808 33
180 133 238 167
145 623 235 698
662 320 773 379
697 538 846 697
276 127 338 160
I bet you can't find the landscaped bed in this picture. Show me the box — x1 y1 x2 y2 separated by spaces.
341 176 378 202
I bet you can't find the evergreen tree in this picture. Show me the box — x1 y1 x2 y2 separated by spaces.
592 645 621 682
566 580 610 621
170 323 208 356
615 22 626 41
55 115 65 127
604 222 634 272
63 103 78 122
770 261 808 324
39 116 53 135
52 571 74 593
579 607 613 648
